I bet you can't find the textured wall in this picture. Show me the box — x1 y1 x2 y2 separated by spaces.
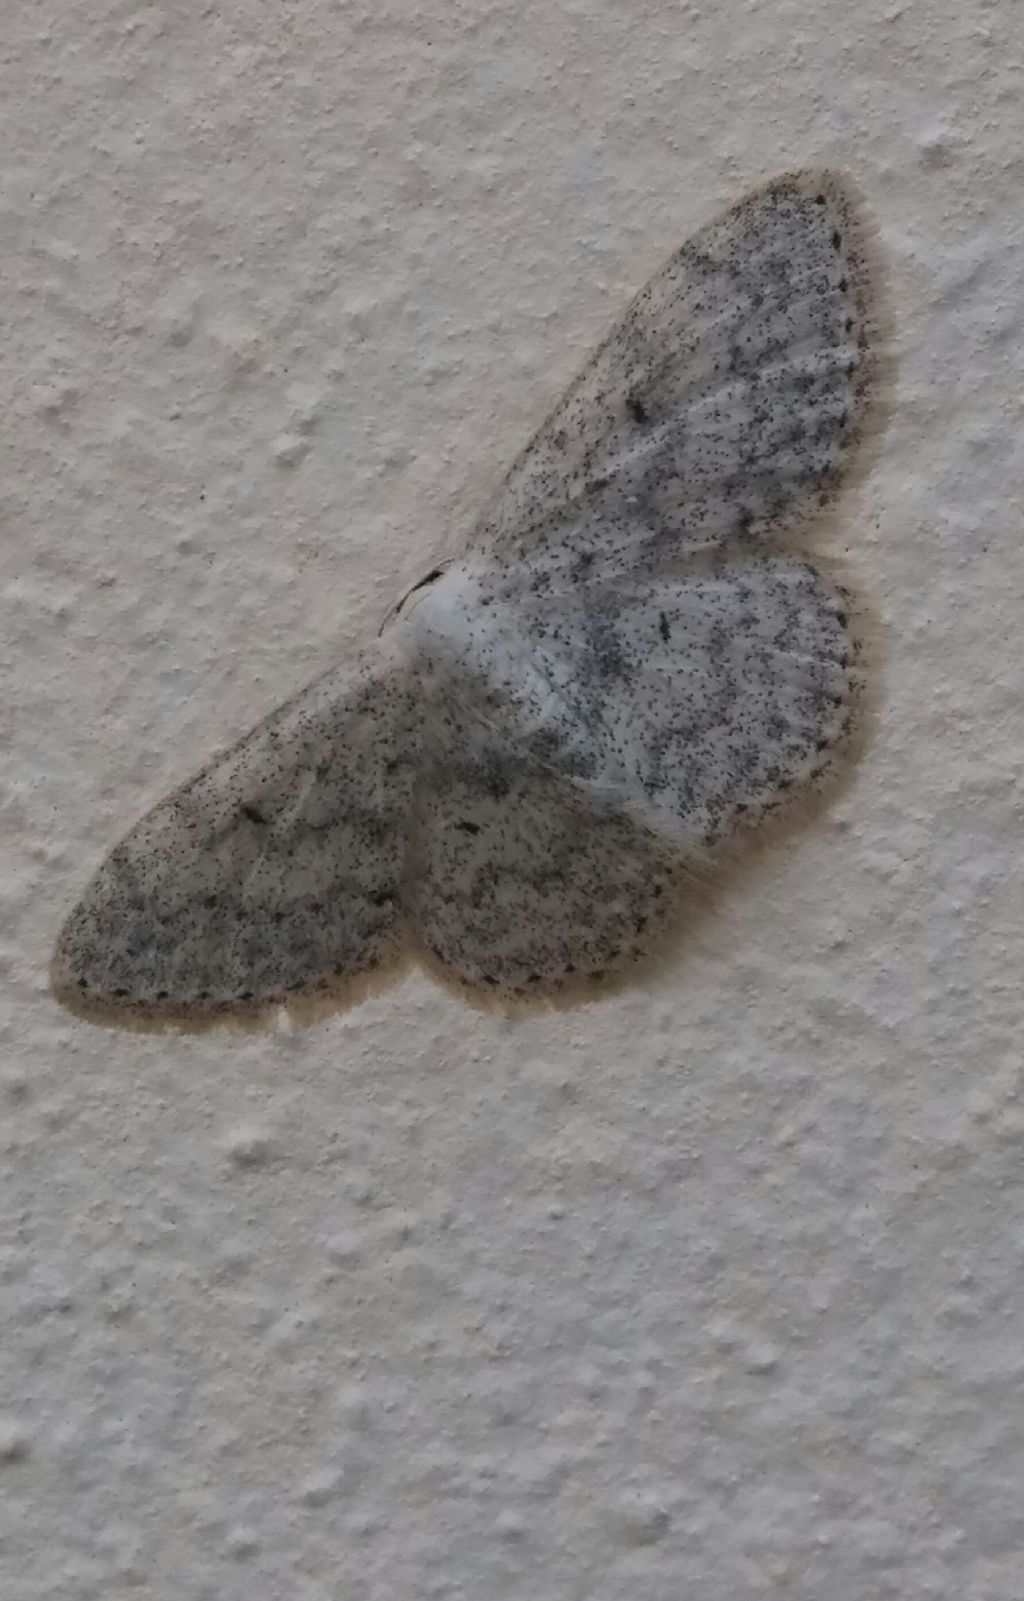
4 3 1023 1597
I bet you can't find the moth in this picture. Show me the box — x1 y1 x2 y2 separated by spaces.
52 171 882 1023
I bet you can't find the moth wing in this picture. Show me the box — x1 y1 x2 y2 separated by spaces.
511 555 856 849
52 642 420 1020
471 171 878 584
402 553 853 995
403 699 680 995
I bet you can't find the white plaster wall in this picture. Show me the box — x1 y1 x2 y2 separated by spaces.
3 2 1023 1596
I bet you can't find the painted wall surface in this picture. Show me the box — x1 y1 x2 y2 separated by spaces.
3 3 1022 1596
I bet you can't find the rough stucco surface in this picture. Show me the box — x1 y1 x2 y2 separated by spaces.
3 2 1023 1596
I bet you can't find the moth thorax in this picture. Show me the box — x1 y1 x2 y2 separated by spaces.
406 562 503 669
